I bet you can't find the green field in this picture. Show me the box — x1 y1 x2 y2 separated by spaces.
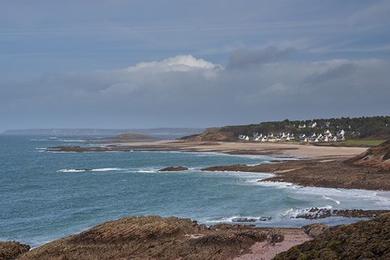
315 139 386 147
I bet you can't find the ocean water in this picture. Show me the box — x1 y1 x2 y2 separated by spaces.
1 135 390 246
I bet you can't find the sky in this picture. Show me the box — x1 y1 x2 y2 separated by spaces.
1 0 390 131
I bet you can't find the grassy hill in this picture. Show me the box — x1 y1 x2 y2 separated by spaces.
183 116 390 144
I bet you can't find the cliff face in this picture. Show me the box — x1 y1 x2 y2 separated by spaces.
274 213 390 260
346 140 390 170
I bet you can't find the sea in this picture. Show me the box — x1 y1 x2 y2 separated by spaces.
1 135 390 247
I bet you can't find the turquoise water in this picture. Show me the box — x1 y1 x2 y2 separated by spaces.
1 136 390 246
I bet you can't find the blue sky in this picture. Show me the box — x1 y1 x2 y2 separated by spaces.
1 0 390 130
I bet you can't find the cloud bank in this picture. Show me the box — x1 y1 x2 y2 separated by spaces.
1 47 389 128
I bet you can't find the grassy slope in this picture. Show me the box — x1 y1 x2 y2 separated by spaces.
274 213 390 260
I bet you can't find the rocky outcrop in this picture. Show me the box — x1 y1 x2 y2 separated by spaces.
346 139 390 170
232 217 272 223
302 224 329 238
159 166 188 172
203 159 390 191
19 216 283 260
295 208 390 219
274 213 390 260
0 241 30 260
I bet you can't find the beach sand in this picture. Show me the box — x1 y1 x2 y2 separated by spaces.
102 140 368 159
234 229 311 260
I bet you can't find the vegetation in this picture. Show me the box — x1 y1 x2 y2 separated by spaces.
223 116 390 138
183 116 390 142
315 139 386 147
274 213 390 260
346 139 390 170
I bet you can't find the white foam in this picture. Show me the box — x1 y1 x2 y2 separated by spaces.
205 215 267 223
135 168 159 173
255 180 390 208
57 169 87 173
323 195 341 205
57 168 124 173
257 181 298 189
90 168 122 172
282 205 333 218
59 139 86 143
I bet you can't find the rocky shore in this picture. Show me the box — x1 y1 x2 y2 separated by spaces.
202 158 390 190
159 166 189 171
3 213 390 260
293 208 390 219
12 216 309 260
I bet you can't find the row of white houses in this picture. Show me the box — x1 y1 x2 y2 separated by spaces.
238 130 346 143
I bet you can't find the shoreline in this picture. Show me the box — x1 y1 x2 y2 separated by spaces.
11 216 312 260
47 140 390 190
2 140 389 259
47 140 367 159
6 213 390 260
202 158 390 191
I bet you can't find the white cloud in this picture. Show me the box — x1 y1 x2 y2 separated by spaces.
124 55 223 73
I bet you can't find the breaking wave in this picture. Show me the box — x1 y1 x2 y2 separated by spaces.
57 168 124 173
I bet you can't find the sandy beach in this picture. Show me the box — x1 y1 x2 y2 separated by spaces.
52 140 368 159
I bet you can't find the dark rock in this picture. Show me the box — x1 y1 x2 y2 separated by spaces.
159 166 188 172
0 241 30 260
259 216 272 221
303 223 329 238
231 217 257 223
295 208 390 219
296 207 332 219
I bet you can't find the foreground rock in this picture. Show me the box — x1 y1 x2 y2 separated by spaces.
19 216 290 260
274 213 390 259
159 166 188 172
0 241 30 260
